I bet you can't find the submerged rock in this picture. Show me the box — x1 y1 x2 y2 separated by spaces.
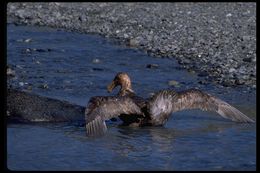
168 80 180 87
92 58 101 64
7 67 16 77
146 64 159 69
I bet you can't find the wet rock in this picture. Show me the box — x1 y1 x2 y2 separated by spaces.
128 38 139 47
235 79 245 85
168 80 180 87
92 67 104 71
27 85 33 90
35 48 47 52
24 38 32 43
242 57 252 63
146 64 159 69
19 82 24 87
92 58 101 64
148 92 155 97
39 84 49 89
198 80 209 85
21 48 32 54
229 68 236 73
197 71 209 77
7 67 15 77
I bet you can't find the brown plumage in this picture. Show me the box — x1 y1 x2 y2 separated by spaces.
85 72 254 136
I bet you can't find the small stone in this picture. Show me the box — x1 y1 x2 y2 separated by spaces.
198 71 208 77
146 64 159 69
26 48 31 53
168 80 180 87
242 57 252 63
242 36 251 41
16 65 23 69
7 67 15 77
21 48 32 54
123 33 129 38
148 92 155 97
35 49 46 52
229 68 236 73
27 86 32 90
19 82 24 86
235 79 245 85
128 38 139 47
92 58 101 64
24 38 32 43
92 67 103 71
198 80 209 85
39 84 48 89
226 13 232 17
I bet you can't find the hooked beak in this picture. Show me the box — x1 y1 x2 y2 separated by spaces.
107 80 117 93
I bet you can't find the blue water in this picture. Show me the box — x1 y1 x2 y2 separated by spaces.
7 24 256 171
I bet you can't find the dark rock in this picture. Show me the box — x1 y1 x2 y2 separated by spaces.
146 64 159 69
198 71 209 77
35 48 46 52
92 67 104 71
39 84 49 89
242 57 252 63
7 67 16 77
168 80 180 87
92 58 101 64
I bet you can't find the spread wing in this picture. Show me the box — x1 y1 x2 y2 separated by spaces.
148 88 254 124
85 96 143 136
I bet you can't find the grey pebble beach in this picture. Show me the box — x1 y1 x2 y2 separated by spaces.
7 2 256 89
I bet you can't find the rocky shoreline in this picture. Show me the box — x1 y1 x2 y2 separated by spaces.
7 2 256 89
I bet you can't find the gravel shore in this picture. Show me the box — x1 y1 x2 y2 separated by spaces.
7 2 256 89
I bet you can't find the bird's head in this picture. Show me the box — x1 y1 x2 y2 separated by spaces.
107 72 134 96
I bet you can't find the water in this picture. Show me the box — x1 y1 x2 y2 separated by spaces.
7 24 256 171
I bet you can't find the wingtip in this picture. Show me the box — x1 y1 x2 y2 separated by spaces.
217 103 255 124
86 117 108 137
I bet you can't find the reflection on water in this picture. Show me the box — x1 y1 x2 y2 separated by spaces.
8 118 255 171
7 24 256 171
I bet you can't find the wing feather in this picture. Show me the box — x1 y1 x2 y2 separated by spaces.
149 89 254 124
85 96 143 136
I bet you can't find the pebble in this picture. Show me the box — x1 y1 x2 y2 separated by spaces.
92 58 101 64
24 38 32 43
168 80 180 87
229 68 236 73
92 67 104 71
7 67 16 77
242 57 252 63
19 82 24 86
197 71 209 77
226 13 232 17
146 64 159 69
39 84 48 89
128 39 139 47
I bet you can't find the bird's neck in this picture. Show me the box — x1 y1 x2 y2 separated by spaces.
119 84 135 97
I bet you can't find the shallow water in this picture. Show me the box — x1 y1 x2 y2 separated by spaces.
7 24 256 171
